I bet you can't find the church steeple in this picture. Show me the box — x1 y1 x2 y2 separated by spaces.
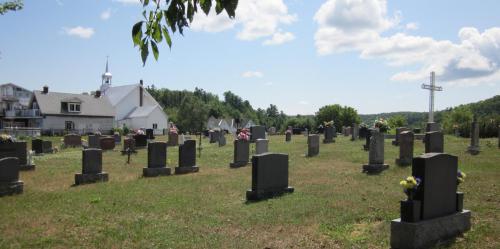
101 56 112 94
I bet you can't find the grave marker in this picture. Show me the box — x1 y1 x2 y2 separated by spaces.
64 134 82 147
307 134 320 157
0 157 24 197
175 140 199 174
424 131 444 153
74 149 109 185
250 125 266 142
351 123 359 141
255 139 269 154
392 127 410 146
88 135 101 149
396 131 414 166
362 130 389 174
229 139 250 168
467 119 480 155
143 142 171 177
0 141 35 170
323 126 335 143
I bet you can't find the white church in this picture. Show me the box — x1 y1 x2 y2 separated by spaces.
99 59 168 134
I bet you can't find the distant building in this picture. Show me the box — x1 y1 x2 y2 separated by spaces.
0 83 39 128
99 58 168 134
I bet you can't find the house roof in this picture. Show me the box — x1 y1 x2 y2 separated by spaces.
33 90 114 117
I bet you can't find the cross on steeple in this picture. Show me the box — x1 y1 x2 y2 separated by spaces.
421 71 443 123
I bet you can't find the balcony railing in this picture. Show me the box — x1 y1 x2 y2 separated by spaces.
4 109 41 118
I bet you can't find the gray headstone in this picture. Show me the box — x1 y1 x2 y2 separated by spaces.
250 126 266 142
323 126 335 143
230 139 250 167
255 139 269 154
412 153 458 220
209 130 220 143
179 140 196 167
351 123 359 141
218 133 226 147
425 131 444 153
362 130 389 174
425 122 440 132
246 153 294 201
467 120 480 155
168 132 179 146
392 127 410 146
99 137 115 150
307 134 320 157
64 134 82 147
121 138 136 154
396 131 414 166
134 134 148 147
82 149 102 174
0 157 23 196
147 142 167 168
285 132 292 142
88 135 101 149
0 141 31 169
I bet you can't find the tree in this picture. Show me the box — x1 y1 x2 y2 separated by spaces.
0 0 22 15
315 104 343 131
387 115 408 129
340 106 361 128
132 0 238 65
176 95 208 132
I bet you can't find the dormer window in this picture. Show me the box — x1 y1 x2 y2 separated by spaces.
68 103 81 112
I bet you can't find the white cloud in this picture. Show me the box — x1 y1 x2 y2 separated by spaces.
405 22 418 30
113 0 140 5
242 71 263 78
299 100 309 105
263 31 295 45
100 9 112 20
191 0 297 45
63 26 95 39
314 0 500 84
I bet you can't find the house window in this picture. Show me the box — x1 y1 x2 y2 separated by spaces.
68 103 81 112
65 121 74 130
152 123 158 129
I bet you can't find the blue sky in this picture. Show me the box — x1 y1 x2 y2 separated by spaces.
1 0 499 115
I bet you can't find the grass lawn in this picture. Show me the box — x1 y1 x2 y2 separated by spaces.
0 134 499 248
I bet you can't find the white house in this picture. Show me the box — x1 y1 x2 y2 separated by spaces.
99 59 168 134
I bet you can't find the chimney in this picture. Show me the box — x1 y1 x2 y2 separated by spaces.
139 81 143 107
140 79 143 86
95 90 101 98
42 85 49 94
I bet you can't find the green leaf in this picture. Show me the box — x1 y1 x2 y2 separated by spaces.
152 22 162 42
187 2 194 23
224 0 238 18
162 26 172 48
215 1 223 14
141 39 149 66
151 41 159 61
200 0 211 15
142 0 149 7
132 21 143 47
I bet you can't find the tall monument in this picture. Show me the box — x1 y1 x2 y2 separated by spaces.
421 71 442 132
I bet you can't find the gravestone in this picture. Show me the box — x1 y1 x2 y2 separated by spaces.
175 140 199 174
255 139 269 154
391 153 471 249
88 135 101 149
425 131 444 153
179 134 185 145
268 127 277 135
359 126 369 139
209 130 220 143
323 126 335 143
413 128 422 134
167 132 179 146
229 139 250 168
307 134 320 157
143 142 171 177
392 127 410 146
426 122 440 132
396 131 414 166
351 123 359 141
121 138 137 154
363 129 373 151
32 139 53 155
74 149 109 185
362 130 389 174
134 134 148 147
285 132 292 142
218 133 226 147
250 126 266 142
99 137 115 151
0 141 35 170
467 120 480 155
146 129 155 140
64 134 82 147
0 157 24 197
246 153 294 201
113 133 121 145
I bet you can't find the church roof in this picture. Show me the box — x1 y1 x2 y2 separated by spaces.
104 84 138 106
33 91 114 117
123 105 159 119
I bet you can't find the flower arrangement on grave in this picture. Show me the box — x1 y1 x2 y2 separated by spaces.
238 128 250 141
169 124 178 134
400 176 421 201
374 118 389 133
0 134 14 143
359 123 368 128
136 129 145 135
457 170 466 185
324 120 334 127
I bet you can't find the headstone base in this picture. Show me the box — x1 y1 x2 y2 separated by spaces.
395 158 411 166
246 186 294 201
174 166 199 174
0 181 23 197
74 172 109 185
390 210 471 249
229 161 248 168
362 164 389 174
323 139 335 144
466 146 480 155
143 167 171 177
20 164 36 171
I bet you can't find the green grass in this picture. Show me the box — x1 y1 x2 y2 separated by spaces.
0 135 499 248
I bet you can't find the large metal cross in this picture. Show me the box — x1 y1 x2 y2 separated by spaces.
421 71 443 123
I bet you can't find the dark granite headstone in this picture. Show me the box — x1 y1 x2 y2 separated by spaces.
0 157 24 197
99 137 115 150
143 142 171 177
88 135 101 149
121 138 137 154
351 123 359 141
75 149 108 185
323 126 335 143
167 132 179 146
425 131 444 153
134 134 148 147
425 122 440 132
229 139 250 168
307 134 320 157
363 129 373 151
64 134 82 147
359 126 369 139
413 128 422 134
31 139 43 154
392 127 410 146
218 133 226 147
396 131 414 166
362 130 389 174
250 125 266 142
467 120 480 155
42 141 53 153
246 153 294 201
146 129 155 140
175 140 199 174
255 139 269 154
209 130 220 143
285 132 292 142
0 141 35 170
